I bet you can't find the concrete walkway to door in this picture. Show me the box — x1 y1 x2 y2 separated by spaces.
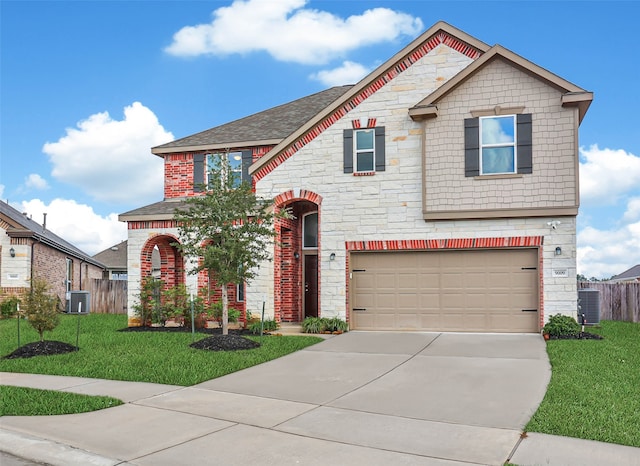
0 332 585 465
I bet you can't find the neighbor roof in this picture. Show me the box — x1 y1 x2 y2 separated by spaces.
1 200 104 268
151 85 354 155
93 240 127 269
610 264 640 281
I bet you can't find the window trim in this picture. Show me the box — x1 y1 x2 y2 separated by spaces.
479 115 517 176
464 114 532 177
343 126 385 174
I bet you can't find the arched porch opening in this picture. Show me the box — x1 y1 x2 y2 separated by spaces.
274 190 322 323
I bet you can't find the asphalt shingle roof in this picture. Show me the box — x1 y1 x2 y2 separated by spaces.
152 85 353 152
1 201 104 267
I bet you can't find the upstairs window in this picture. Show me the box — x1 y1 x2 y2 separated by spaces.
193 150 253 192
343 127 385 174
480 116 516 174
465 114 532 177
208 152 243 188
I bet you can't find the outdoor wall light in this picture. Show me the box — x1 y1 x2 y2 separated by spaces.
329 253 336 261
555 247 562 256
293 252 300 260
9 247 15 258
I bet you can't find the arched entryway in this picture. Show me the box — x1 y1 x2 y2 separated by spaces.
140 234 185 292
274 190 322 323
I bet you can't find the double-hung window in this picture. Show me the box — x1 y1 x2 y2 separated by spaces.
193 150 253 192
464 114 532 177
343 127 385 174
480 116 516 174
355 129 375 173
207 152 243 188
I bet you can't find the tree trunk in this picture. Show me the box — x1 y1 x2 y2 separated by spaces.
221 285 229 335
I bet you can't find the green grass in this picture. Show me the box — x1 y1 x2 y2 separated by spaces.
526 320 640 447
1 385 122 416
0 314 323 386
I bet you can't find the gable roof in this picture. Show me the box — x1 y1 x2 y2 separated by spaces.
610 264 640 281
248 21 489 180
151 85 354 155
409 44 593 123
0 200 105 268
248 21 592 181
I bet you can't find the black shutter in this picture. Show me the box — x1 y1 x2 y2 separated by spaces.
517 113 533 174
375 126 386 172
343 129 353 173
193 154 204 192
464 118 480 177
241 150 253 184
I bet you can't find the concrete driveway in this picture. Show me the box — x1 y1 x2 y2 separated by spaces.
1 332 550 465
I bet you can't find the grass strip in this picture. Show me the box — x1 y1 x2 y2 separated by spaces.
1 385 122 416
0 314 323 386
526 320 640 447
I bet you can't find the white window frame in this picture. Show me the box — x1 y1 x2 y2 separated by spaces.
479 115 517 175
354 128 376 173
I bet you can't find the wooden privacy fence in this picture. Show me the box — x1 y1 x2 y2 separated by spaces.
88 279 127 314
578 281 640 323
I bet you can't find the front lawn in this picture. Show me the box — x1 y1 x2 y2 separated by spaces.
0 314 322 386
1 385 122 416
526 320 640 447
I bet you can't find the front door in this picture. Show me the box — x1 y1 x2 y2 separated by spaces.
304 254 318 318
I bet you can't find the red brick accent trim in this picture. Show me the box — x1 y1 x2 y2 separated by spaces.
353 172 375 177
253 32 481 182
273 189 323 206
346 236 543 251
128 220 177 230
352 118 377 129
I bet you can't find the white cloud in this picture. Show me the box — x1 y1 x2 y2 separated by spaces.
579 145 640 204
623 197 640 222
25 173 49 190
310 60 371 86
42 102 172 205
577 220 640 279
165 0 423 65
15 198 127 256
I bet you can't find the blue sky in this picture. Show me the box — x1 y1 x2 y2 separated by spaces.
1 0 639 278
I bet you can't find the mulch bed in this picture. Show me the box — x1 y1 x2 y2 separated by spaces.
3 327 263 359
3 340 79 359
548 332 604 340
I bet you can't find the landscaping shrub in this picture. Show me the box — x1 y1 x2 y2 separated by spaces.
543 313 581 337
23 278 62 341
0 296 20 319
248 319 278 334
207 301 240 327
302 316 348 333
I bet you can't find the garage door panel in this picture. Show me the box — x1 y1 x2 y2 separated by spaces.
351 249 539 333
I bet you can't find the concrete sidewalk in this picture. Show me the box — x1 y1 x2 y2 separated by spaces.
1 332 638 465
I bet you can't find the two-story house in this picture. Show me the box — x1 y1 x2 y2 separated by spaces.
120 21 592 332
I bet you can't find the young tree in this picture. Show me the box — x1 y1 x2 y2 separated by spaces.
24 277 61 342
174 153 285 335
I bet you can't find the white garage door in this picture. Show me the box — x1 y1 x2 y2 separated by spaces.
350 249 539 332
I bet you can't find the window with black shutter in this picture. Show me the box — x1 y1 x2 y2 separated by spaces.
343 126 386 174
464 114 532 176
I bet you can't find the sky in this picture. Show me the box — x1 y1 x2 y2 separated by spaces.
1 0 639 279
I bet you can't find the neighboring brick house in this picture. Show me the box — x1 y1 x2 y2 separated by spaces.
120 21 592 332
1 200 105 307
